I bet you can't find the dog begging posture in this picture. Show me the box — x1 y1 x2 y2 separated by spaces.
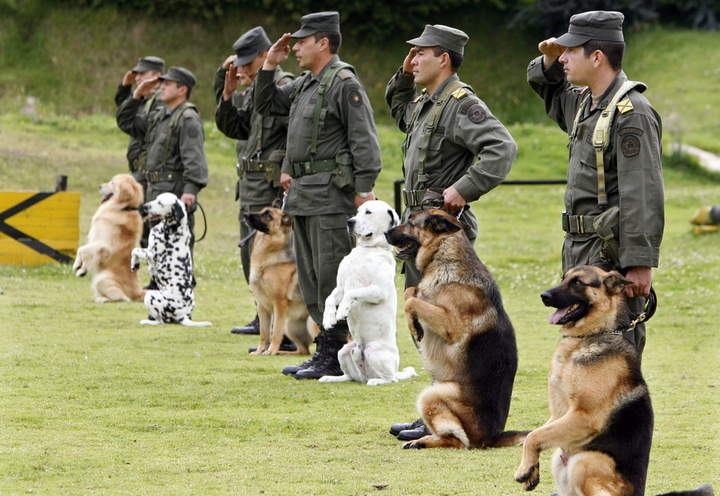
515 266 713 496
130 193 211 327
320 200 416 386
385 209 525 449
73 174 145 303
243 207 316 355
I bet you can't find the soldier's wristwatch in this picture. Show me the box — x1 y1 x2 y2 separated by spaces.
357 192 371 198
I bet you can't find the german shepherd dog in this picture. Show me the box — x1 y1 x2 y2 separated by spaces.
515 266 713 496
385 209 526 449
243 207 316 355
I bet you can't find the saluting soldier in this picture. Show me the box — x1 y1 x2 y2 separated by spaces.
527 10 664 357
384 24 517 442
255 11 382 380
214 27 295 340
117 67 208 255
114 56 165 248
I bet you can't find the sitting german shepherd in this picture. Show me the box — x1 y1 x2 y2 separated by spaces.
515 266 713 496
385 209 526 449
243 207 316 355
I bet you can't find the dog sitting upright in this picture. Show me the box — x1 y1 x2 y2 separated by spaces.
243 206 315 355
385 209 525 448
130 192 211 327
320 200 416 386
515 266 712 496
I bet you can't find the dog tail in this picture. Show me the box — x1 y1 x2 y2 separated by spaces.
484 430 530 448
656 484 714 496
396 367 417 381
180 318 213 327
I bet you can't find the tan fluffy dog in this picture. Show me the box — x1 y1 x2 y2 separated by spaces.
244 207 317 355
73 174 144 303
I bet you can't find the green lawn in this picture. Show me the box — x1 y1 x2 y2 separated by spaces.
1 113 718 495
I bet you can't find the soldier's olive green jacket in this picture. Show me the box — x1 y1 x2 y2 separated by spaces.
385 69 517 239
214 66 293 208
254 55 382 216
114 84 163 177
117 97 208 198
527 56 664 269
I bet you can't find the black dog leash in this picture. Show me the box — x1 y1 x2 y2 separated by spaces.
194 200 208 243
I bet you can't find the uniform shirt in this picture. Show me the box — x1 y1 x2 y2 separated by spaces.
117 98 208 196
385 69 517 238
254 55 382 216
527 56 664 268
215 67 293 207
114 84 163 174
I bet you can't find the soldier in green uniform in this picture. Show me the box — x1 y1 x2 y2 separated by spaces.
527 11 664 358
214 27 295 340
117 67 209 254
114 56 165 248
255 11 382 380
384 24 517 441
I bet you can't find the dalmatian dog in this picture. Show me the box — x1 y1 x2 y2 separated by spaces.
130 192 211 327
320 200 416 386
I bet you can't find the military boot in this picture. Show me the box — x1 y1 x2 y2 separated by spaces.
231 315 259 335
293 333 344 380
281 333 324 376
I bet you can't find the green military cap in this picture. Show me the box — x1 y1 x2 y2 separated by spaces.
159 66 197 89
555 10 624 47
291 11 340 38
406 24 469 55
233 26 272 66
131 56 165 74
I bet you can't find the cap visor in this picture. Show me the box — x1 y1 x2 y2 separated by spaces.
234 53 256 66
554 32 589 47
131 64 146 72
291 27 316 39
406 35 435 47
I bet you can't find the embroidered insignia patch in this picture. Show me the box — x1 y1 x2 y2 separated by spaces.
616 98 634 114
621 134 641 157
187 125 199 139
467 104 486 124
348 90 363 107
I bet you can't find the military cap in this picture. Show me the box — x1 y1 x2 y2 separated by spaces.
291 11 340 38
131 56 165 74
407 24 469 56
233 26 272 66
159 66 197 89
555 10 625 47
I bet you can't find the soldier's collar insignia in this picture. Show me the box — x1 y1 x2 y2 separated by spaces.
616 98 634 114
451 87 468 99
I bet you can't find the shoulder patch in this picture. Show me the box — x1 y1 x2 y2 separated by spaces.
467 103 487 124
621 134 641 157
348 89 363 107
186 123 200 139
459 97 480 114
616 98 634 114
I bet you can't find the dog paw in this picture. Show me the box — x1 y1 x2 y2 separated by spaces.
336 300 351 321
514 462 540 491
402 440 425 449
75 267 87 277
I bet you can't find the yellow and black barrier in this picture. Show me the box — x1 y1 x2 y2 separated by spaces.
0 181 80 265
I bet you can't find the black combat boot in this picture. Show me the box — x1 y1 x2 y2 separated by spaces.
293 333 344 380
390 418 425 437
281 333 324 376
231 315 259 335
248 335 297 354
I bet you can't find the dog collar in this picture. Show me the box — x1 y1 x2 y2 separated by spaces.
122 206 140 211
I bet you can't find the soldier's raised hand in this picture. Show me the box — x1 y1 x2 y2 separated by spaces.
264 33 292 69
402 47 417 74
223 62 239 101
132 76 159 99
538 37 565 65
222 54 236 70
122 70 136 86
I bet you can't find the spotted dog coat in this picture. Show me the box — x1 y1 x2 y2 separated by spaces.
131 193 210 327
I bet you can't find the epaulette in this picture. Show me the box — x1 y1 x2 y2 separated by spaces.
451 87 469 99
337 69 354 80
412 88 427 103
616 97 634 114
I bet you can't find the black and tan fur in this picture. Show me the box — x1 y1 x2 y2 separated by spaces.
244 207 317 355
385 209 525 449
517 266 714 496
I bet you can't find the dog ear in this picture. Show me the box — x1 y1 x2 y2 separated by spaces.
424 213 462 234
171 201 186 223
281 212 292 226
387 208 400 230
603 271 633 294
271 197 283 209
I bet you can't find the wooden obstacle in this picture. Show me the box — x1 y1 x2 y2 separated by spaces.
0 176 80 265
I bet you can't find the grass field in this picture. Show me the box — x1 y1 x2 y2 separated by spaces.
1 111 719 495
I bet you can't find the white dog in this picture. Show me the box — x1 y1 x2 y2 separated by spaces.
130 192 211 327
320 200 416 386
